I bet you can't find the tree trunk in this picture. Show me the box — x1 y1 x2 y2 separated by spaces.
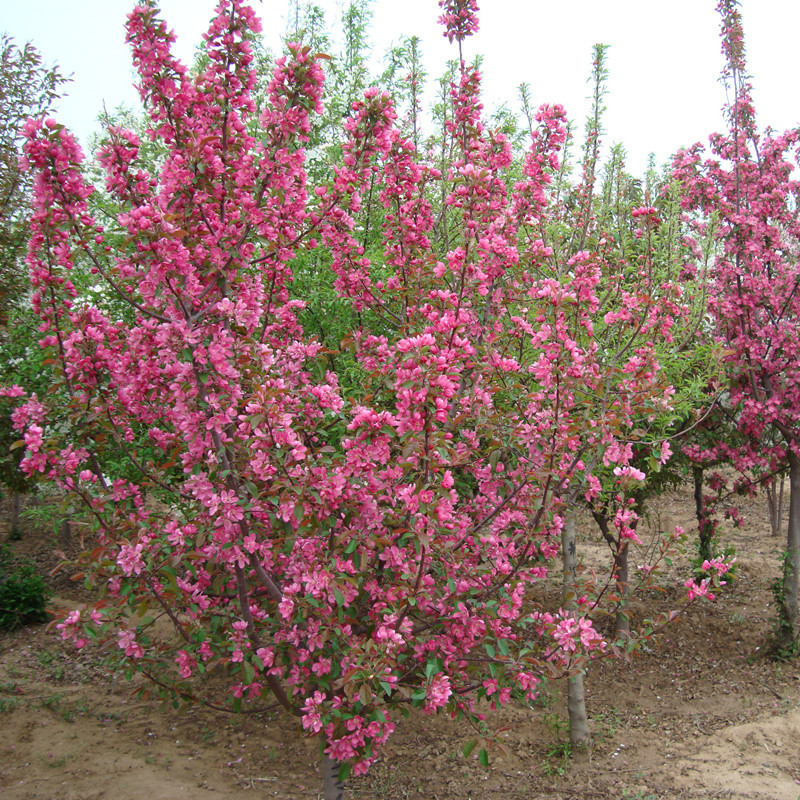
322 753 346 800
614 537 631 638
693 466 715 562
591 507 630 638
59 519 72 553
766 473 785 538
778 453 800 652
562 512 590 748
10 491 21 539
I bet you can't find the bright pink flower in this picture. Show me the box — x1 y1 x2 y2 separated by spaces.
424 672 452 713
117 630 144 659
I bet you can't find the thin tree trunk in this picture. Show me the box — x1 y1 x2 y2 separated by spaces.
614 537 631 637
11 491 21 538
562 512 590 748
59 519 72 553
767 479 777 537
693 466 715 562
778 453 800 651
322 753 346 800
766 473 785 538
591 507 630 638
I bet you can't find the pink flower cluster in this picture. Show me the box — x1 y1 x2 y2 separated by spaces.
437 0 480 43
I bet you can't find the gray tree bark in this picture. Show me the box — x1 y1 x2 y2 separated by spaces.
562 512 590 747
591 507 631 638
322 753 346 800
778 452 800 652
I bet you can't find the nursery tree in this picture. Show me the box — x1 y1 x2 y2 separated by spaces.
529 43 717 643
7 1 729 796
0 36 66 528
0 35 65 322
674 0 800 655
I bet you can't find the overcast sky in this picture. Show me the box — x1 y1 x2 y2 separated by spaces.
3 1 799 175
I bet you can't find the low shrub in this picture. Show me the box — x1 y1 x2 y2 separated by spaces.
0 545 50 630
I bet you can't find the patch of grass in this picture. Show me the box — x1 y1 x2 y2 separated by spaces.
541 739 572 777
355 761 411 798
0 696 20 713
199 726 218 744
39 692 64 713
37 692 85 723
41 753 68 769
620 789 661 800
36 649 66 682
593 707 621 744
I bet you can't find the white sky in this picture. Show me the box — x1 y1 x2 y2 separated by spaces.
2 1 799 175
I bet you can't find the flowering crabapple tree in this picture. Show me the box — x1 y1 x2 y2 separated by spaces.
8 0 728 795
528 43 718 645
486 38 729 745
673 0 800 655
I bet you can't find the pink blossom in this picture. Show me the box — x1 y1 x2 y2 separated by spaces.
117 543 146 576
424 672 452 713
613 465 646 482
176 649 196 679
117 630 144 659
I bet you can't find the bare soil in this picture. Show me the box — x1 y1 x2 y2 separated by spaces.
0 487 798 800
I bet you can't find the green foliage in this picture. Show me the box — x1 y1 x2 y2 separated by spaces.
770 549 800 660
0 36 67 323
0 37 66 499
0 544 51 630
620 790 659 800
0 301 56 497
541 734 572 776
0 38 68 503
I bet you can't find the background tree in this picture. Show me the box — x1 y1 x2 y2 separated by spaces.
674 0 800 656
0 35 66 532
0 35 66 324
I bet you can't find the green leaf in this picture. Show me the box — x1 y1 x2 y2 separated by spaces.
424 660 441 679
463 739 477 758
479 748 489 767
333 588 345 609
